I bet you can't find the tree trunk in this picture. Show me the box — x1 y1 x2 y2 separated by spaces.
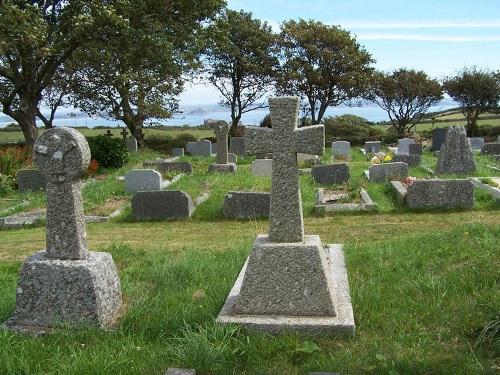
122 118 145 148
466 117 479 136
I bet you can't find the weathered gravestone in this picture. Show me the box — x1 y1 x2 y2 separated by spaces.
406 179 474 209
229 137 246 156
311 163 350 185
368 162 408 182
131 190 193 220
332 141 350 160
3 127 122 332
217 97 354 335
397 138 415 155
186 139 212 156
251 158 273 177
436 126 476 175
208 121 237 173
126 136 138 153
468 137 485 151
125 169 166 193
154 161 192 174
408 143 422 155
172 148 184 157
431 128 448 151
481 143 500 156
223 191 270 219
364 141 381 153
297 153 320 166
16 169 46 192
392 153 421 166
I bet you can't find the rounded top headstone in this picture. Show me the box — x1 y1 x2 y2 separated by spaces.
211 120 229 135
34 127 91 184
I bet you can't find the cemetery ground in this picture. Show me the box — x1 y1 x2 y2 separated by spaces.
0 147 499 374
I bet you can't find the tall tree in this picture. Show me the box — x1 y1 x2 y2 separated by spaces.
443 67 500 136
204 9 278 134
0 1 122 145
277 20 374 125
70 0 224 147
367 69 443 136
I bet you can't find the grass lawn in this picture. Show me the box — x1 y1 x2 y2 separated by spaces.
0 148 499 374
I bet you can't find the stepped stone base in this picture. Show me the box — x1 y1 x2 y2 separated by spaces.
217 236 354 335
3 251 122 334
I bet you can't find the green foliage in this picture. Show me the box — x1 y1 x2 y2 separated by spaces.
323 115 382 145
0 146 32 176
368 69 443 136
443 67 500 136
87 136 128 169
259 113 271 128
277 20 374 124
204 9 278 130
144 133 197 153
0 174 15 196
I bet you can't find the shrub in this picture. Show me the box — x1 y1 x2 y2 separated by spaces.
0 146 32 176
381 127 400 145
323 115 383 145
144 133 197 153
259 113 271 128
87 136 129 169
0 174 15 196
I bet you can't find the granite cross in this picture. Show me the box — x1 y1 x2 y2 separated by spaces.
210 121 229 164
34 127 91 260
105 129 113 138
120 127 128 141
245 97 324 242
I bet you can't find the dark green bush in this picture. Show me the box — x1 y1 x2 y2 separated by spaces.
381 127 400 144
87 136 128 169
259 113 271 128
144 133 197 153
323 115 383 145
0 174 15 196
477 124 500 138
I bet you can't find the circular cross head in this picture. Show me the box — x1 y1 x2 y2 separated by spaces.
33 127 91 184
211 120 229 135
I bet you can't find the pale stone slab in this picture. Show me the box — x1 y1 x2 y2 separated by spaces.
468 137 485 151
217 241 355 335
368 162 408 182
397 138 415 155
165 369 196 375
186 140 212 156
126 136 138 152
332 141 350 160
171 148 184 157
251 159 273 177
436 126 476 175
125 169 164 194
364 141 381 153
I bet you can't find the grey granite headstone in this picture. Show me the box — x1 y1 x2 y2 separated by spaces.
172 148 184 157
16 169 46 192
406 179 474 209
468 137 485 151
3 127 122 332
251 159 273 177
186 142 196 154
229 137 246 156
332 141 350 160
432 128 448 151
364 141 381 153
150 161 193 174
208 121 237 173
436 126 476 175
392 154 421 166
223 191 270 219
481 143 500 155
131 190 193 220
126 136 138 153
368 162 408 182
408 143 422 155
186 140 212 156
218 97 354 335
311 164 349 185
397 138 415 155
125 169 163 193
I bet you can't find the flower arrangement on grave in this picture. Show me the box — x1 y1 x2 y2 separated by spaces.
402 176 417 187
85 159 99 177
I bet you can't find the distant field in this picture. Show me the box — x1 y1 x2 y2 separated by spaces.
0 127 214 144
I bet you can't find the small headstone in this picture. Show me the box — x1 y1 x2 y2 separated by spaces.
126 136 138 153
186 139 212 156
223 191 270 219
251 159 272 177
120 128 128 141
406 179 474 209
436 126 476 175
397 138 415 155
131 190 193 220
311 163 350 185
408 143 422 155
186 142 196 154
332 141 350 160
16 169 46 192
481 143 500 156
151 161 193 174
297 153 320 166
364 141 381 153
229 137 246 156
125 169 164 193
172 148 184 157
392 154 421 166
468 137 485 151
369 162 408 182
431 128 448 151
208 121 237 173
4 127 122 332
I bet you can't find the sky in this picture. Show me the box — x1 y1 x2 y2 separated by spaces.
179 0 500 106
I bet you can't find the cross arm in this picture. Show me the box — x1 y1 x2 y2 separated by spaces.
244 126 274 155
294 125 325 156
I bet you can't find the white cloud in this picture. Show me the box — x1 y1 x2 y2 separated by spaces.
357 33 500 42
338 19 500 29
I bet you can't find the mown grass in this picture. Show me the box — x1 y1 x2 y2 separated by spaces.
0 223 498 374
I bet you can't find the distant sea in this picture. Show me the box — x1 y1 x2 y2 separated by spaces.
0 101 457 129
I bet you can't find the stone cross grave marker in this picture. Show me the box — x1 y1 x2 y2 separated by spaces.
105 129 113 138
34 128 91 260
245 97 324 242
211 121 229 164
121 127 128 141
